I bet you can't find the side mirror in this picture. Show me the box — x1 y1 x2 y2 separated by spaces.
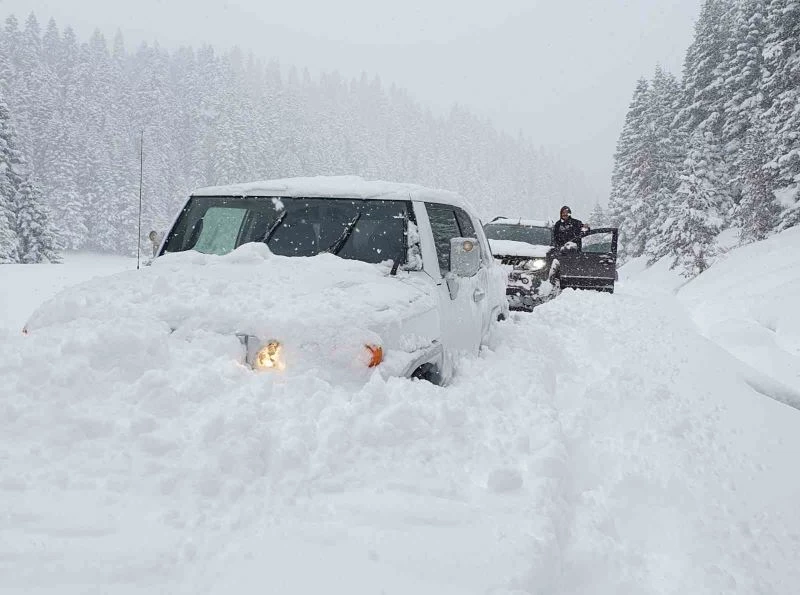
450 237 481 277
148 230 164 257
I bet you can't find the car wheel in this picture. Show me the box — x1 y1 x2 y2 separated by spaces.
551 276 562 297
412 363 442 385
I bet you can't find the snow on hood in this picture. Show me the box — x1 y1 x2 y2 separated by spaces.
25 244 439 377
488 239 551 259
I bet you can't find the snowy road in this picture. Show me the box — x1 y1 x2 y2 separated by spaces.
2 254 800 593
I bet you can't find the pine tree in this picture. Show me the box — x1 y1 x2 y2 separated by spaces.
608 79 651 259
737 123 782 242
762 0 800 221
0 92 59 263
588 202 609 227
0 95 22 263
643 66 686 263
666 129 725 276
722 0 769 153
13 176 59 262
678 0 736 135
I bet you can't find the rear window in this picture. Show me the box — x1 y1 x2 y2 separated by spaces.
484 223 552 246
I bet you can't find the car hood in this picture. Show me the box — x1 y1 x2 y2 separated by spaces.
488 239 551 259
25 244 438 360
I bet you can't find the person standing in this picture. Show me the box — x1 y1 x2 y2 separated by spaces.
553 206 589 250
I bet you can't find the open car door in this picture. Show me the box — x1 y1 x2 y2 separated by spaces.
556 227 618 293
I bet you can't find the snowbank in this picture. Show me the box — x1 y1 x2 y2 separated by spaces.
678 226 800 402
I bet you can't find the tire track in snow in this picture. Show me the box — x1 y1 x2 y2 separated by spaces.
516 287 800 594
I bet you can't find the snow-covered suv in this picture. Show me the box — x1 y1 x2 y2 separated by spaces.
484 218 556 310
24 177 508 385
485 217 619 310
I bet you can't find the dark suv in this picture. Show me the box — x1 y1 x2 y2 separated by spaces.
484 217 619 310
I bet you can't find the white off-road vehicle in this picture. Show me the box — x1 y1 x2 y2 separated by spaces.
24 177 508 385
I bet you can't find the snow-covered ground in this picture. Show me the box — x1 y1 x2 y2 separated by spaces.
2 236 800 594
0 252 137 334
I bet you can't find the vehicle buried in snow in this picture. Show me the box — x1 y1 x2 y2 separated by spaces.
484 216 619 311
24 177 508 385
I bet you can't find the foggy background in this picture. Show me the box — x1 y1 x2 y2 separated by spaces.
1 0 702 199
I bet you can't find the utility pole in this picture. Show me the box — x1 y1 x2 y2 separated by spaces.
137 129 144 270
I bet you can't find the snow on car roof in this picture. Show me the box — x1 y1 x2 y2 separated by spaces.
487 217 553 227
191 176 471 208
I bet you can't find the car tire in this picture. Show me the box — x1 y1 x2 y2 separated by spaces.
412 363 442 385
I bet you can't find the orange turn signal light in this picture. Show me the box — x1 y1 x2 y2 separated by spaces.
365 344 383 368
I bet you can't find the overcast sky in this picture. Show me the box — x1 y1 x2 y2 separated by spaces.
2 0 702 199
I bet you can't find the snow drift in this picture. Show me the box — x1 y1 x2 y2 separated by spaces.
22 243 439 383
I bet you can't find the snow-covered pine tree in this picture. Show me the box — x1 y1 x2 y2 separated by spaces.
666 126 726 277
13 175 59 263
678 0 736 135
608 78 651 260
721 0 769 214
722 0 768 153
588 202 609 227
672 0 735 235
0 93 58 263
737 122 782 242
762 0 800 226
0 94 21 263
643 66 686 264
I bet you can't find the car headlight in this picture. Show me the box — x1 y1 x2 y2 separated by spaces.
364 344 384 368
255 340 285 371
524 258 547 271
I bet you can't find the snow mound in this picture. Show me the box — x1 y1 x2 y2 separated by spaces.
679 226 800 399
22 244 438 383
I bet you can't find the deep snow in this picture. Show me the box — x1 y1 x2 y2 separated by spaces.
0 252 136 334
2 236 800 593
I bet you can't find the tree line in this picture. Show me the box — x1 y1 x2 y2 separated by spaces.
0 12 596 261
608 0 799 276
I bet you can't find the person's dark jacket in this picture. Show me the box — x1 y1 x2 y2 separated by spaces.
553 217 586 250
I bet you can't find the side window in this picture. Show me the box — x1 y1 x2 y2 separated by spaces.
425 203 460 275
192 207 247 255
453 208 476 238
583 232 614 254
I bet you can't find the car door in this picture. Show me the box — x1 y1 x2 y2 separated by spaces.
558 227 618 291
424 202 485 357
453 207 493 341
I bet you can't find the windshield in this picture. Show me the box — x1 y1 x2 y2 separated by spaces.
162 196 411 265
484 224 552 246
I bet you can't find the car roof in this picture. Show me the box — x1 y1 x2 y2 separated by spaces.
487 217 553 227
191 176 472 209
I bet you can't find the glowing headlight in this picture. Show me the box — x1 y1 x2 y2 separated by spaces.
255 340 285 371
524 258 547 271
364 344 384 368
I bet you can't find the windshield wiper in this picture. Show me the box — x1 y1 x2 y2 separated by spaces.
327 212 361 255
262 210 288 245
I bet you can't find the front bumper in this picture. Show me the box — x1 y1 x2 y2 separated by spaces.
505 272 550 310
